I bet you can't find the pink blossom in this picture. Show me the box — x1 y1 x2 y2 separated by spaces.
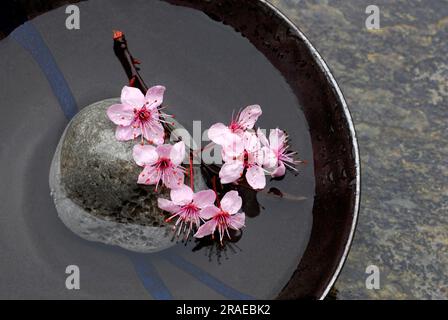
158 184 216 238
107 85 167 144
258 128 298 177
207 105 262 157
194 191 245 243
133 141 186 189
219 131 266 189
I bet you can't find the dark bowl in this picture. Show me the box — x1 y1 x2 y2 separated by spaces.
0 0 360 299
164 0 360 299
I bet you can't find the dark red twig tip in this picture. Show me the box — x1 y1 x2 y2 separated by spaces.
189 152 194 191
112 30 123 40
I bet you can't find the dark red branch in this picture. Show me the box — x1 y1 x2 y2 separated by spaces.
113 30 178 139
112 30 234 204
113 30 148 93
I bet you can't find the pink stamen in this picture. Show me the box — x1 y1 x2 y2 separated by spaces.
214 210 232 244
167 202 201 239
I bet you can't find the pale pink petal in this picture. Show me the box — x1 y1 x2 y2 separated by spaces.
251 148 266 167
207 123 231 146
221 147 237 163
269 128 287 151
246 165 266 189
221 133 244 158
199 205 220 220
271 162 286 178
156 144 172 158
229 213 245 230
194 219 217 238
133 144 158 166
170 184 193 205
157 198 180 213
115 125 140 141
256 128 269 147
137 166 159 185
163 167 185 189
243 131 260 153
220 191 242 214
261 146 278 169
121 86 145 107
170 141 186 165
237 104 262 130
142 122 165 145
219 161 244 184
193 190 216 208
107 104 134 126
145 85 165 109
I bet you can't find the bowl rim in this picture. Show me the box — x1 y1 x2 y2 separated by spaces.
257 0 361 300
4 0 361 300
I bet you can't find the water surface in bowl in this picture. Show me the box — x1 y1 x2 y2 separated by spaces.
0 0 315 299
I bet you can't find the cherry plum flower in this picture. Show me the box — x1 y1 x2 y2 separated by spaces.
158 184 216 237
219 131 266 189
107 85 168 144
258 128 299 178
207 105 262 157
133 141 186 190
194 191 245 243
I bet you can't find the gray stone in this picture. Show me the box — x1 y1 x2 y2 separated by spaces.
49 98 203 253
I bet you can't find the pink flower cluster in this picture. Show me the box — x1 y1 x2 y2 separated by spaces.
107 86 249 242
207 105 298 190
108 86 300 244
158 186 245 241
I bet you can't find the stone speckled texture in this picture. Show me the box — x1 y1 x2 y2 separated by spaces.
52 98 207 253
51 98 178 252
271 0 448 299
60 98 170 228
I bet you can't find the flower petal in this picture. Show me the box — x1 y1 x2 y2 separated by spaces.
157 198 180 213
194 219 217 238
261 146 278 169
220 191 242 214
156 144 172 158
142 121 165 145
107 104 134 126
145 85 166 109
133 144 158 166
237 104 262 130
199 205 220 220
219 161 244 184
243 131 260 153
170 141 186 165
163 167 185 189
271 162 286 178
221 133 244 158
137 166 159 185
249 149 265 167
193 190 216 208
221 147 238 163
207 123 231 146
229 213 245 230
121 86 145 107
115 125 140 141
256 128 269 147
246 165 266 189
269 128 287 151
170 184 193 205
